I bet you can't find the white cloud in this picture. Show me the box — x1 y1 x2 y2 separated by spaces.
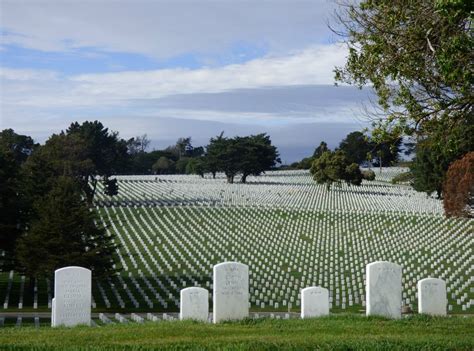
1 44 347 109
0 67 59 81
0 0 337 58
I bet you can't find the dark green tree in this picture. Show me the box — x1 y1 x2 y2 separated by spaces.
66 121 129 204
16 177 118 279
238 134 280 183
205 133 280 183
411 118 474 198
313 141 329 159
0 130 37 270
185 158 205 177
175 157 191 174
339 132 371 164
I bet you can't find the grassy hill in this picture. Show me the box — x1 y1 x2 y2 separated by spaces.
0 169 472 315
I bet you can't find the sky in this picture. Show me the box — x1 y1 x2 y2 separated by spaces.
0 0 374 163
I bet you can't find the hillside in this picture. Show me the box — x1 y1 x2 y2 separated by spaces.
0 168 472 315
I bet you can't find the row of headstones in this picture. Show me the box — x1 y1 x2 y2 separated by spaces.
51 261 448 327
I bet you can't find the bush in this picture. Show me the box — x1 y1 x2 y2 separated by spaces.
362 170 376 181
443 152 473 218
392 172 414 184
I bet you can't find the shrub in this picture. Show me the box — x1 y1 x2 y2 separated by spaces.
362 170 376 181
443 152 473 218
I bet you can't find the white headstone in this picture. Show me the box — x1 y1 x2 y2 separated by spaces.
301 286 329 318
213 262 249 323
180 287 209 322
417 278 447 316
51 266 91 327
366 261 402 319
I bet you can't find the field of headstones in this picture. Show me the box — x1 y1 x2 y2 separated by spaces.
1 168 473 324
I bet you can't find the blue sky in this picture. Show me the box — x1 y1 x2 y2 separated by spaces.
0 0 373 162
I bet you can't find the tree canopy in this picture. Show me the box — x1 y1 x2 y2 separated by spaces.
310 150 363 189
0 130 37 270
334 0 473 137
205 133 280 183
24 121 129 205
334 1 472 204
16 177 118 278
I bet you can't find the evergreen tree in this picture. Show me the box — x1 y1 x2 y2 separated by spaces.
0 130 37 270
16 177 118 278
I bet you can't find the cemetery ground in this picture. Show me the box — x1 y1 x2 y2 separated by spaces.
0 315 473 350
0 168 472 348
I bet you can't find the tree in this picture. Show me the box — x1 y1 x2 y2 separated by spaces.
175 157 191 174
205 133 280 183
186 158 205 177
334 1 472 137
127 134 150 155
238 134 280 183
310 150 362 189
66 121 129 203
24 121 129 205
411 118 474 198
313 141 329 159
443 152 473 218
152 156 174 174
16 177 118 279
333 0 473 195
0 130 37 270
339 132 371 164
297 157 314 170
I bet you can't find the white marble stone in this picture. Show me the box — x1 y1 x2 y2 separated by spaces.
180 287 209 322
301 286 329 318
213 262 249 323
417 278 447 316
51 266 91 327
366 261 402 319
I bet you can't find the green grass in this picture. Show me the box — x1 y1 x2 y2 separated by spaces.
0 315 473 350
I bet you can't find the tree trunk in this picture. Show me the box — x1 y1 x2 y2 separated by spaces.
379 156 382 174
241 174 248 184
226 175 234 183
212 172 216 179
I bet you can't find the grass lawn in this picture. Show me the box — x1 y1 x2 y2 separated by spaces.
0 315 473 350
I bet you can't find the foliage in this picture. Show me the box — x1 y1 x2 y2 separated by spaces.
443 152 473 217
16 177 118 278
296 157 314 170
237 134 281 183
310 150 362 189
65 121 129 203
175 157 191 174
410 117 474 198
23 121 129 205
339 132 371 164
0 130 37 270
334 0 473 197
334 0 473 137
126 134 150 155
312 141 329 159
186 158 206 177
205 133 280 183
152 156 175 174
391 172 414 185
362 169 375 181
